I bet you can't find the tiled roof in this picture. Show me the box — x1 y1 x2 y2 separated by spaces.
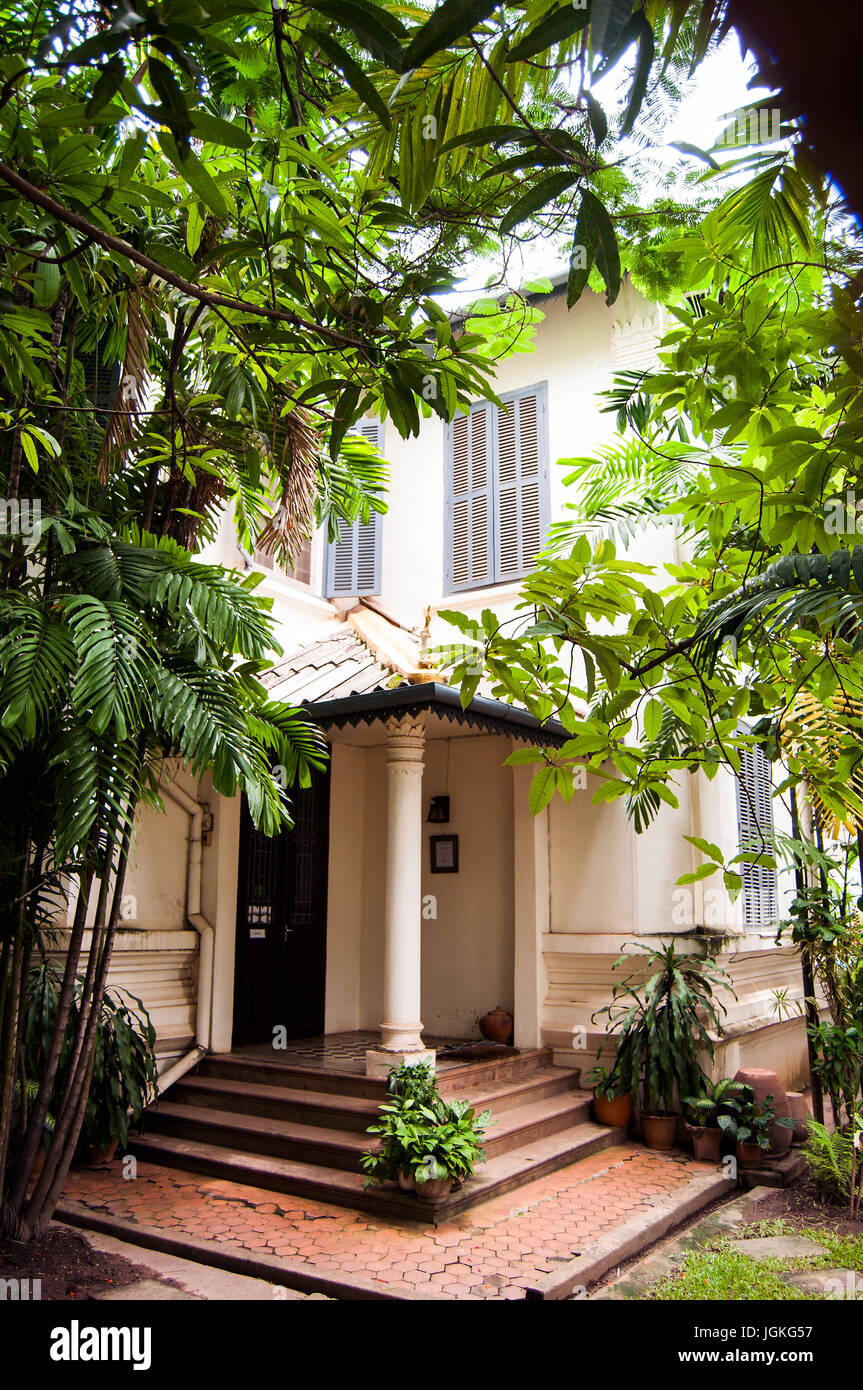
262 629 397 704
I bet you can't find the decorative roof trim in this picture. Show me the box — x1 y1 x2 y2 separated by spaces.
299 682 570 747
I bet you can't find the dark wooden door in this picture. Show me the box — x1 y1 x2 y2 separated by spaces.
232 767 330 1046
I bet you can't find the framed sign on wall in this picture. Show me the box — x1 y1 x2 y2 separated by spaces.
430 834 459 874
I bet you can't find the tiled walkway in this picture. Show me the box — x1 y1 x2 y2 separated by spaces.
62 1146 715 1299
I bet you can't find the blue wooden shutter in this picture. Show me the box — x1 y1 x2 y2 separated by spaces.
445 402 493 591
325 421 383 597
495 384 548 581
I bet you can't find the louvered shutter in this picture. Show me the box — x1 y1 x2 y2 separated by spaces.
495 386 547 581
325 421 383 597
736 747 778 928
446 403 493 591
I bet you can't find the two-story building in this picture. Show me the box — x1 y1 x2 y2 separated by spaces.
66 275 809 1138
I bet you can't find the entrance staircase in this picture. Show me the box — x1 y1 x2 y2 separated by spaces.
131 1047 624 1221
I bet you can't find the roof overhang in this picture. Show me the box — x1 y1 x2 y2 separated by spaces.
301 681 569 748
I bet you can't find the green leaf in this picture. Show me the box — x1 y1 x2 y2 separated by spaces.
189 111 252 150
158 132 230 218
586 92 608 145
677 864 720 884
529 766 557 815
643 697 663 742
306 28 391 128
401 0 500 71
620 15 654 137
500 171 578 236
508 3 591 62
569 187 617 304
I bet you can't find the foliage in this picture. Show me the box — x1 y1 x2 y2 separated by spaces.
82 988 159 1151
20 961 157 1153
593 941 733 1114
808 1022 863 1131
647 1242 816 1301
682 1076 745 1128
717 1085 793 1151
362 1064 491 1187
804 1116 863 1213
584 1062 629 1101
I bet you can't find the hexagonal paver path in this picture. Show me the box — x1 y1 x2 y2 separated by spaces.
60 1144 717 1299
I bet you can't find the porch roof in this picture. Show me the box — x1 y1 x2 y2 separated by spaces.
263 627 569 748
303 681 570 747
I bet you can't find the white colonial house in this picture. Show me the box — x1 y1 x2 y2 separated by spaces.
54 275 812 1214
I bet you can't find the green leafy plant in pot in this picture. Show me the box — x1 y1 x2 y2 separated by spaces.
362 1063 491 1203
683 1078 745 1162
584 1064 632 1129
593 942 733 1151
82 987 159 1162
718 1085 794 1168
21 962 158 1166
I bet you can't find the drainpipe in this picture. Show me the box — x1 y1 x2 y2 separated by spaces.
157 779 216 1092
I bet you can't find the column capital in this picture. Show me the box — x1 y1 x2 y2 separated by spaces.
384 712 426 768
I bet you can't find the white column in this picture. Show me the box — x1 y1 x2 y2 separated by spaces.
512 760 548 1049
366 714 436 1078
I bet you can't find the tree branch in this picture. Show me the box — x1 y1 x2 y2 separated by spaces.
0 161 365 348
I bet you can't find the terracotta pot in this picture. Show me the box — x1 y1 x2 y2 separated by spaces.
478 1006 514 1046
86 1138 118 1166
687 1124 723 1163
30 1147 47 1180
786 1091 811 1145
414 1177 453 1204
398 1170 415 1192
640 1112 678 1150
736 1140 765 1169
593 1091 633 1128
733 1068 793 1156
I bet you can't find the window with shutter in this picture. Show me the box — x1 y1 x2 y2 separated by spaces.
448 403 493 589
324 421 383 598
736 747 778 928
445 383 548 592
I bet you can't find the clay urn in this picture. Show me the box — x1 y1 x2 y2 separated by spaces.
478 1006 514 1045
733 1067 793 1156
786 1091 812 1145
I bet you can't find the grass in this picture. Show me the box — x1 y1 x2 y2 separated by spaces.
646 1220 863 1301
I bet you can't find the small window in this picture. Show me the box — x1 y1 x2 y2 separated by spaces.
736 746 778 928
253 537 312 584
324 421 383 598
445 384 549 592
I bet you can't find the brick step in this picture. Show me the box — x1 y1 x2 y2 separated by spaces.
145 1088 594 1172
169 1064 580 1134
128 1120 626 1223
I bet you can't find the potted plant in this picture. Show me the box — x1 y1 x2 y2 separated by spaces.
683 1078 745 1161
362 1066 491 1203
21 962 158 1167
593 942 734 1151
83 988 159 1164
584 1064 632 1128
719 1086 794 1168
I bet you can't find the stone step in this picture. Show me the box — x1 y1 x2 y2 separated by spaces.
169 1063 580 1134
128 1119 626 1223
145 1088 594 1172
199 1045 556 1101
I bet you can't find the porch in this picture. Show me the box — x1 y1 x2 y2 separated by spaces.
131 1037 618 1223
